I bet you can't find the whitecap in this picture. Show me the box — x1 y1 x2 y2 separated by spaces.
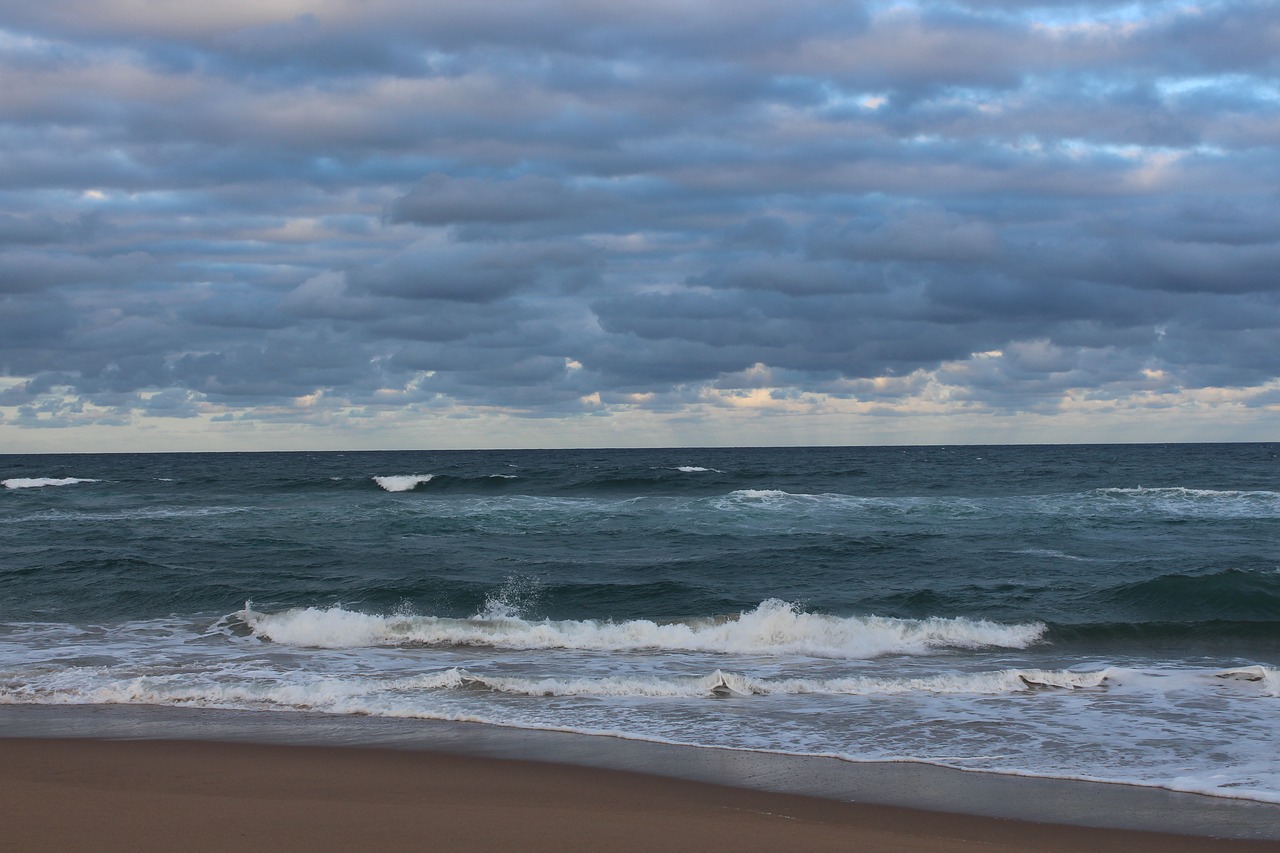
372 474 434 492
233 598 1047 658
2 477 99 490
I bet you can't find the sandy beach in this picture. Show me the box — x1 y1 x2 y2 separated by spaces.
1 737 1274 853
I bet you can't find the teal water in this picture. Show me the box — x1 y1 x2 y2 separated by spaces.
2 444 1278 800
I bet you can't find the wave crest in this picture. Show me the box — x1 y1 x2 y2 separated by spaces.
372 474 434 492
1092 487 1280 517
425 666 1114 698
3 477 99 490
231 599 1046 658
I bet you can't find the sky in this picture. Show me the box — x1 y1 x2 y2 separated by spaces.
1 0 1278 452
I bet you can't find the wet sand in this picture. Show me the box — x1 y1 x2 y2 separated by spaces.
1 737 1275 853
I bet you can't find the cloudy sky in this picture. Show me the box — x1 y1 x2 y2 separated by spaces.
1 1 1278 451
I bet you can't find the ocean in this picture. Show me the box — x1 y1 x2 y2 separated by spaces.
2 444 1278 804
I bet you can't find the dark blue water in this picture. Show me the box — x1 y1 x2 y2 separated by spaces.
2 444 1278 800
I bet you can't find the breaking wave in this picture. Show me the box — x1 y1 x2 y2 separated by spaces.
3 477 99 490
229 599 1046 658
372 474 434 492
1091 487 1280 517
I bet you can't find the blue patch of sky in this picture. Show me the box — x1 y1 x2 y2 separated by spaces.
0 27 57 57
921 1 1199 27
1157 74 1280 105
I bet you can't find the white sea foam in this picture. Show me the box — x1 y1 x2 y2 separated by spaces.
730 489 796 499
1014 548 1097 562
1093 487 1280 517
412 666 1115 699
372 474 434 492
675 466 720 473
1216 665 1280 696
429 665 1280 700
9 674 1277 806
5 506 248 523
1098 487 1270 498
2 477 99 490
233 599 1046 657
4 629 1278 805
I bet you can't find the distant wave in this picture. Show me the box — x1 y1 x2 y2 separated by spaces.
675 466 720 473
730 488 800 499
372 474 434 492
710 489 883 514
1014 548 1099 562
1096 487 1274 498
1 506 249 524
229 599 1046 658
1091 486 1280 517
704 487 1280 521
2 477 99 490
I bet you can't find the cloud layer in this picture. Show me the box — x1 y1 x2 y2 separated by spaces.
2 1 1278 448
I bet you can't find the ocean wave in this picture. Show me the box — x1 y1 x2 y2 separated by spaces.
422 666 1116 698
707 490 979 518
0 506 250 524
1091 487 1280 517
429 664 1280 699
372 474 434 492
1048 619 1280 644
1215 666 1280 697
1093 568 1280 622
708 486 1280 520
1013 548 1100 563
8 663 1272 712
228 599 1046 658
675 466 720 473
712 489 840 509
7 668 1277 807
2 477 99 490
727 489 805 499
1097 487 1274 498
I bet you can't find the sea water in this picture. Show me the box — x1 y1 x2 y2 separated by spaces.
1 445 1277 802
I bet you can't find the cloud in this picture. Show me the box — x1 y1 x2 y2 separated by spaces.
389 173 618 226
1 1 1278 447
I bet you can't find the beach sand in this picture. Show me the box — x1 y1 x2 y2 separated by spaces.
1 737 1273 853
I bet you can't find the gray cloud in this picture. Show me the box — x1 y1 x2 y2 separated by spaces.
1 1 1278 440
389 173 619 226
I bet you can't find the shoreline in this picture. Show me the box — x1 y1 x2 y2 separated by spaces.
10 737 1277 853
3 703 1279 844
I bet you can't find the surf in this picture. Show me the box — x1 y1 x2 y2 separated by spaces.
3 477 100 490
229 599 1047 658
